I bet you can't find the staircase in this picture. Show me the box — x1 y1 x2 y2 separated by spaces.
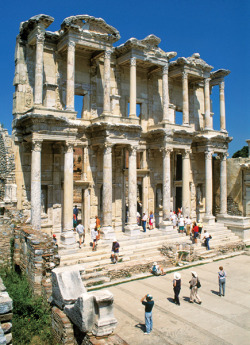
57 223 244 290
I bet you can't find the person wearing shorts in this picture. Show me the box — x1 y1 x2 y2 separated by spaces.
76 221 85 248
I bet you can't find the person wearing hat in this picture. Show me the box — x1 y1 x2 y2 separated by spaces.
52 234 58 247
173 272 181 305
151 262 164 276
189 271 202 304
111 238 120 263
141 294 154 334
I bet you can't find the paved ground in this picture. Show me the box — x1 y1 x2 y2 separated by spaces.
108 254 250 345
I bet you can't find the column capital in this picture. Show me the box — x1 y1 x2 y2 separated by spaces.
104 49 112 59
183 149 192 158
128 145 138 156
130 57 136 66
31 139 42 152
161 147 173 158
182 70 188 79
205 150 213 160
36 32 45 44
64 141 74 153
219 80 225 90
162 64 169 75
68 41 75 50
219 152 228 161
103 142 113 154
204 77 211 85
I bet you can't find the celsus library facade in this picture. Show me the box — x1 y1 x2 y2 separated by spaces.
12 14 231 238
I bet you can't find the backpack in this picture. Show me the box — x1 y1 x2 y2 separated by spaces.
196 279 201 288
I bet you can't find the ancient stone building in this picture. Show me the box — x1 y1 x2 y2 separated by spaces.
12 14 232 239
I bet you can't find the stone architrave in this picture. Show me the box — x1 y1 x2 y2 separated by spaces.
66 41 75 111
129 57 137 117
31 139 42 230
203 150 215 224
52 266 86 310
102 143 115 239
34 33 45 105
182 71 189 125
91 290 117 337
124 146 141 236
160 147 173 231
182 149 191 217
103 50 111 114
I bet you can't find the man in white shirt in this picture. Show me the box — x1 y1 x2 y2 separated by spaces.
76 221 85 249
203 230 211 250
142 213 147 232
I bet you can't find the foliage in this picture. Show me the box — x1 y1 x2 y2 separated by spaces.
0 265 53 345
232 145 248 158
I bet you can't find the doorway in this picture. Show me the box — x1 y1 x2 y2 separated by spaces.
175 187 182 212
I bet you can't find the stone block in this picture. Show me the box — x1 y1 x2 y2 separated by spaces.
0 292 12 314
52 266 87 309
64 292 94 332
0 278 6 292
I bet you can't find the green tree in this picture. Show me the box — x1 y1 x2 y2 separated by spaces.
232 146 249 158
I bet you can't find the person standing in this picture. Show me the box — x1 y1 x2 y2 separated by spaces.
178 215 185 233
189 271 202 304
141 294 154 335
185 216 192 236
197 220 203 238
111 238 120 263
192 222 199 244
203 230 211 250
76 221 85 249
218 266 226 296
142 213 147 232
95 215 101 240
73 205 79 220
91 227 98 251
149 211 154 230
173 272 181 305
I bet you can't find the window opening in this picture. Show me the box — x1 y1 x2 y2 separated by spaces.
176 154 182 181
75 95 84 119
175 111 183 125
127 102 142 117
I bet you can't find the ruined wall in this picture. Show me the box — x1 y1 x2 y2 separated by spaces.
0 278 13 345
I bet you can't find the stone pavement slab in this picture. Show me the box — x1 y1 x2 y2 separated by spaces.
107 254 250 345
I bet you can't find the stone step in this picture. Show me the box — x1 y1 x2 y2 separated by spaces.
83 276 111 288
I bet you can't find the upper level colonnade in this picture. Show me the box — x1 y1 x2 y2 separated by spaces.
15 14 230 132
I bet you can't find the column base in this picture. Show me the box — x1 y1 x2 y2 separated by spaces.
60 231 77 249
124 223 141 236
203 215 215 225
216 213 228 223
159 220 173 231
101 226 116 240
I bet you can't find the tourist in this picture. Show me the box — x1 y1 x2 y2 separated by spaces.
95 215 101 240
141 294 154 335
192 222 199 244
197 220 203 238
137 211 141 226
52 234 58 247
185 216 192 236
142 213 147 232
178 215 185 233
151 262 164 276
91 227 98 251
73 205 79 220
73 214 77 230
111 238 120 263
76 220 85 249
189 271 202 304
149 211 154 230
172 212 177 228
203 230 211 250
218 266 226 296
173 272 181 305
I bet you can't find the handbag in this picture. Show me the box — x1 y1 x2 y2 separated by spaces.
196 279 201 288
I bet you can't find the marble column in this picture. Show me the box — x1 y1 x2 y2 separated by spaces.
162 63 169 122
129 57 137 117
31 139 42 230
103 50 111 114
124 146 140 235
63 142 74 231
204 150 215 223
182 150 191 217
102 143 115 239
204 78 212 129
66 41 75 111
219 81 226 131
160 147 173 231
219 152 227 215
182 71 189 125
34 33 45 105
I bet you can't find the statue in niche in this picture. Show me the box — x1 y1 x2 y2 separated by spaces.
196 184 203 206
41 188 47 214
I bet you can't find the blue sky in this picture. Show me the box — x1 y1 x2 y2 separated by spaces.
0 0 249 156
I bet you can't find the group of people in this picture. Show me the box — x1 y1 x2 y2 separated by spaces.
137 211 155 232
142 266 227 334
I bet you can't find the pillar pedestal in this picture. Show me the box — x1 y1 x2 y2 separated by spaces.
124 223 141 236
159 220 173 231
60 231 77 250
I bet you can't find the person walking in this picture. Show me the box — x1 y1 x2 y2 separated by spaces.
189 271 202 304
76 221 85 248
142 213 147 232
141 294 154 334
197 220 203 238
218 266 226 296
173 272 181 305
203 230 211 250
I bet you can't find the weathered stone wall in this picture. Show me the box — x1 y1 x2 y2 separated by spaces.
0 277 13 345
0 217 13 266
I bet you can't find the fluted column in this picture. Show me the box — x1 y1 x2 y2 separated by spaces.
219 81 226 131
204 150 215 223
103 143 113 228
129 57 137 117
31 139 42 230
204 78 212 129
66 41 75 111
182 71 189 125
219 152 227 215
182 150 191 217
162 63 169 122
103 50 111 114
162 148 172 220
34 33 45 105
128 146 137 224
63 142 74 230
